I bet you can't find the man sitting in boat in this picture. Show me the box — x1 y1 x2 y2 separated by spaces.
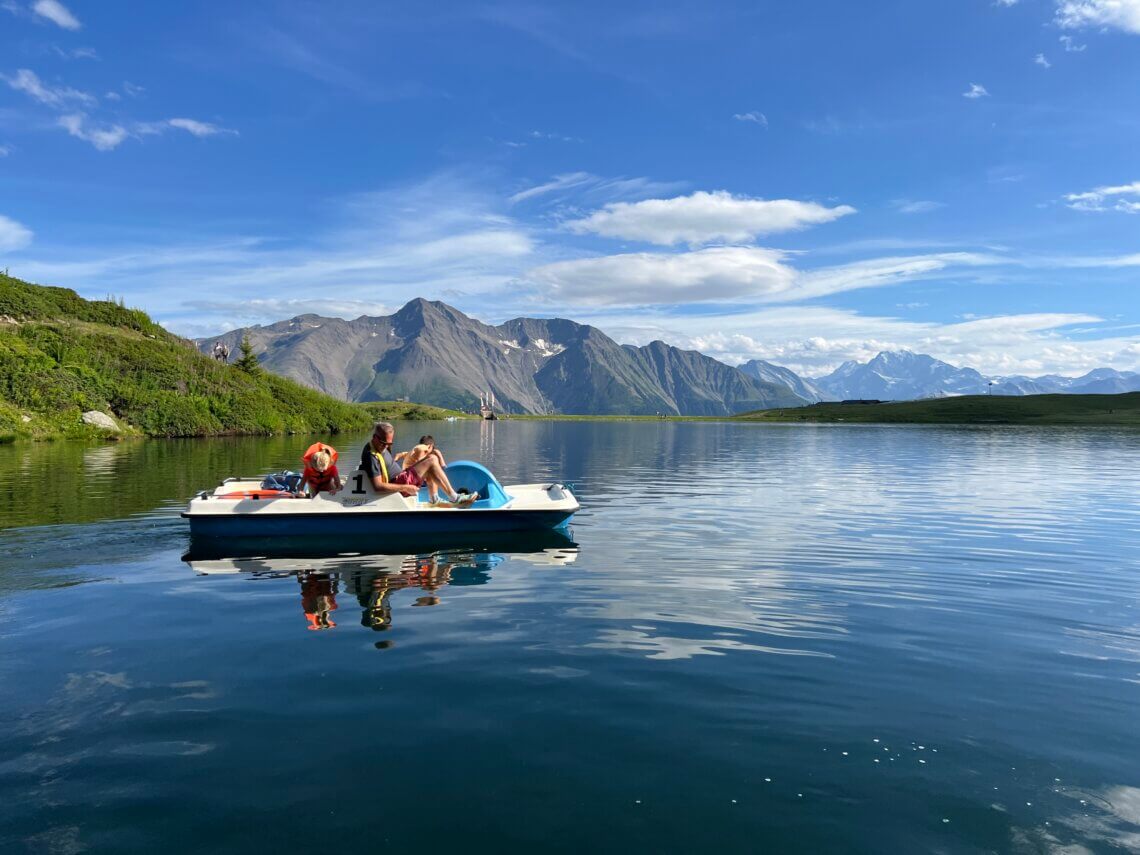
361 422 471 504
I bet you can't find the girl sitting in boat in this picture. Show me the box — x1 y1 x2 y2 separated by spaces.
394 435 446 472
300 443 342 496
395 436 474 505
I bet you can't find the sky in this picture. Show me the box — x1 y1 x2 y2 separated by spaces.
2 0 1139 379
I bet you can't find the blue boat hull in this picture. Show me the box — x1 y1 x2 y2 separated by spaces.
183 507 576 540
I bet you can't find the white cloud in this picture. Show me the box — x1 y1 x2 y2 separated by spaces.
995 0 1019 5
1 68 95 108
167 118 237 137
891 199 944 214
1059 34 1087 51
1056 0 1140 34
1034 53 1052 68
733 111 768 127
563 190 856 246
122 81 145 98
526 248 994 306
1064 180 1140 213
0 144 10 157
32 0 79 30
963 83 990 99
58 114 129 151
0 214 33 252
528 246 797 304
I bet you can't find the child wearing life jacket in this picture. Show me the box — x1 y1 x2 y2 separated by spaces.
300 443 342 496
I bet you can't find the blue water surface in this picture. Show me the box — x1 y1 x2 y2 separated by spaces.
1 421 1138 853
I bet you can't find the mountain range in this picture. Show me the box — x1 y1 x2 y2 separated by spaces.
200 299 804 416
813 351 1140 400
200 300 1140 414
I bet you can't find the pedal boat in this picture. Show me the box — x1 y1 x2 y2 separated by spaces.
182 461 579 540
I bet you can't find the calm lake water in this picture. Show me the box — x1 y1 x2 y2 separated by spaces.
2 421 1139 853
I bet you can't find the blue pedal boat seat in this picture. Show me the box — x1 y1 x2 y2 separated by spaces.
427 460 511 509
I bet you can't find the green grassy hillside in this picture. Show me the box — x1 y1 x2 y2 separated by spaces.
0 274 468 442
737 393 1140 425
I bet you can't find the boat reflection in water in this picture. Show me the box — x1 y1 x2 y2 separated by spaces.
182 529 578 642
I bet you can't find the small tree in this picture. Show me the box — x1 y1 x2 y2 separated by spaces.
235 335 261 375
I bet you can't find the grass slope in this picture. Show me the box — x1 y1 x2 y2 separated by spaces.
737 393 1140 426
0 274 468 442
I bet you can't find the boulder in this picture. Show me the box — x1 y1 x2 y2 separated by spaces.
81 410 119 430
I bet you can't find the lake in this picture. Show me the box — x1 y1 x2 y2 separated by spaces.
1 421 1139 853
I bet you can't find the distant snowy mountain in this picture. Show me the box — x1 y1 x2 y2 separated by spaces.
737 359 827 403
813 351 988 400
992 368 1140 396
811 351 1140 401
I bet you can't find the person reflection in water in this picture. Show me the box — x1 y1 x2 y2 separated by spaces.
348 556 457 637
299 572 338 630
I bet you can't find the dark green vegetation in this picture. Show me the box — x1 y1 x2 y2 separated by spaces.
0 274 468 442
738 393 1140 425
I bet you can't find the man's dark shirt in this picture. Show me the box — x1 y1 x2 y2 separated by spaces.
360 443 402 482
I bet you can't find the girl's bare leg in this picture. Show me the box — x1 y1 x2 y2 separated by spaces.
414 458 459 502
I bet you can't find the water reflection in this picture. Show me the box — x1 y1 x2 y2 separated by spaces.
182 532 579 643
3 422 1140 853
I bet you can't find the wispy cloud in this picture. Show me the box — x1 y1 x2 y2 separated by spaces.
563 190 856 246
133 118 238 139
10 174 540 334
963 83 990 99
0 214 34 252
0 144 10 157
528 129 582 143
58 114 129 151
1059 34 1087 51
4 67 235 150
166 118 237 138
51 44 98 60
31 0 79 30
509 172 686 206
509 172 597 204
2 68 95 108
890 199 945 215
733 111 768 127
526 249 994 306
1064 180 1140 213
994 0 1019 6
1034 53 1052 68
1056 0 1140 35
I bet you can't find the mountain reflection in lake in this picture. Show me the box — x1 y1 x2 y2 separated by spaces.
1 421 1139 853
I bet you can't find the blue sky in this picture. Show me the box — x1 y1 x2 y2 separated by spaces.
2 0 1139 377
